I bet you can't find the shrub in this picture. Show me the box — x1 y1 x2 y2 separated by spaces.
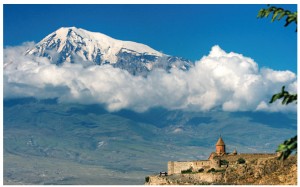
207 168 216 173
145 176 150 182
237 158 246 164
220 159 229 165
198 168 204 172
214 169 226 173
207 168 225 173
181 168 193 174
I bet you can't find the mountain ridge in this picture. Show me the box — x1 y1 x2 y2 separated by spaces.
25 27 193 75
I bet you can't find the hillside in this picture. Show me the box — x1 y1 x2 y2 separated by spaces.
3 98 297 184
145 155 297 185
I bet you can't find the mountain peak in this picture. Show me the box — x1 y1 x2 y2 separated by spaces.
54 26 78 36
26 27 192 75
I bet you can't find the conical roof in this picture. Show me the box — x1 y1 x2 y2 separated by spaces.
216 136 225 146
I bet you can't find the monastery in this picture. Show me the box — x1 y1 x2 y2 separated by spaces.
167 136 275 175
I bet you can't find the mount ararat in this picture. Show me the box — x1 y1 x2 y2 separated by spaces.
26 27 192 76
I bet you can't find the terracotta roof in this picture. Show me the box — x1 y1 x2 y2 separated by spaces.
216 137 225 146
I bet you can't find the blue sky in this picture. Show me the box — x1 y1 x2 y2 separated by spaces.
4 4 297 73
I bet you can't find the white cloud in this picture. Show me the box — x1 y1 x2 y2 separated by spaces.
3 44 297 113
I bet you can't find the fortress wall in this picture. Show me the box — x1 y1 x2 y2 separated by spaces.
168 161 194 174
146 172 223 185
168 160 211 174
221 153 276 163
168 161 174 175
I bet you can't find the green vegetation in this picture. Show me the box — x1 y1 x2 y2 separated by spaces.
214 169 225 173
276 135 297 160
257 5 297 160
145 176 150 183
269 86 297 105
237 158 246 164
257 5 297 31
220 159 229 165
181 168 206 174
181 168 193 174
207 168 225 173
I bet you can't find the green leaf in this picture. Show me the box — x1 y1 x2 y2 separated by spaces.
286 96 296 105
265 10 271 18
257 9 265 18
272 11 279 22
257 5 297 31
282 96 289 105
276 136 297 160
287 142 297 150
285 10 291 15
283 150 292 160
269 93 283 103
287 16 295 23
278 11 286 20
276 144 286 152
285 17 293 27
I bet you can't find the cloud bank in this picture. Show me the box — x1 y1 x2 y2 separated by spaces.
3 43 297 113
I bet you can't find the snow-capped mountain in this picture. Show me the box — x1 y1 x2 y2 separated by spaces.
26 27 193 75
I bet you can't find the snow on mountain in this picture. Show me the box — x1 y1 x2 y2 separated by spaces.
26 27 193 75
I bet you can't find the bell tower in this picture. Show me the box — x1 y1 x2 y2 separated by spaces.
216 135 226 156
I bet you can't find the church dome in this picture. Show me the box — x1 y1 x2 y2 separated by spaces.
216 137 225 146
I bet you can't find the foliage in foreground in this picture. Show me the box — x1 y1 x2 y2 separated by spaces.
257 5 297 31
269 86 297 105
276 135 297 160
257 5 297 160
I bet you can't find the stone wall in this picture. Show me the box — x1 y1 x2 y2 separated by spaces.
168 160 212 175
221 153 276 164
146 172 224 185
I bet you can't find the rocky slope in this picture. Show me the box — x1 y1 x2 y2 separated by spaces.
145 155 297 185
